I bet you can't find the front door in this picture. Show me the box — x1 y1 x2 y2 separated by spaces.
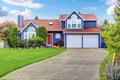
47 34 52 46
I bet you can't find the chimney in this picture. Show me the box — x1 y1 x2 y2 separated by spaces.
18 15 24 27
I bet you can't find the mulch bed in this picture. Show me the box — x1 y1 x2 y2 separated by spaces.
114 54 120 66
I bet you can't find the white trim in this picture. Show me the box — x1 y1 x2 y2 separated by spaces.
64 32 100 34
55 33 61 39
46 33 53 46
19 21 37 34
64 34 65 47
64 11 85 21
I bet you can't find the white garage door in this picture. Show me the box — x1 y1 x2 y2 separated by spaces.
66 35 82 48
83 35 99 48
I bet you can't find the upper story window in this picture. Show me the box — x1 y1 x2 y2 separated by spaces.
67 14 81 29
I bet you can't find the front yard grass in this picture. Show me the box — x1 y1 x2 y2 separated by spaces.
0 48 66 77
99 49 114 80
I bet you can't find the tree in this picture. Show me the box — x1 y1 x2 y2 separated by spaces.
101 0 120 53
36 26 48 40
78 12 81 14
100 19 110 31
0 21 16 40
32 36 45 47
7 26 18 48
34 16 39 20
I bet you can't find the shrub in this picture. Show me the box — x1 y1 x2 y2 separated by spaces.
105 62 120 80
54 40 64 47
18 39 27 48
32 36 45 47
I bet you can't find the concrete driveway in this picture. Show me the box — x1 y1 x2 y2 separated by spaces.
1 49 108 80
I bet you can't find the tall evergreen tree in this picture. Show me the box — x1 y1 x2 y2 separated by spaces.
36 26 48 40
7 26 18 48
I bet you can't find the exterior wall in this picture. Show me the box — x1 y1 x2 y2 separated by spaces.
65 11 84 30
46 31 64 46
19 22 37 40
61 21 65 28
53 32 64 44
84 21 97 27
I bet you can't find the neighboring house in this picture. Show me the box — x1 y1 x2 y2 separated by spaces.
18 11 101 48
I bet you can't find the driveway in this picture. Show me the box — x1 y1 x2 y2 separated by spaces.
1 49 108 80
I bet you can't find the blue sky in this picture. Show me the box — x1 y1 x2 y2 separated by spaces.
0 0 117 24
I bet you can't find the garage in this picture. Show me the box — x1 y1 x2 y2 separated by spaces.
66 35 82 48
66 35 99 48
83 35 99 48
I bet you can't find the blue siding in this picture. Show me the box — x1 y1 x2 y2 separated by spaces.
98 34 100 48
19 22 37 40
61 21 65 28
65 11 84 30
53 32 64 45
84 21 97 27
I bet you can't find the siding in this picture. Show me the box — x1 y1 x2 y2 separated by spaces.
19 22 37 40
65 11 84 30
61 21 65 28
84 21 97 27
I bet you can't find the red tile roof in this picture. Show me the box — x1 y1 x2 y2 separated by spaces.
19 19 63 31
60 14 98 21
19 14 100 33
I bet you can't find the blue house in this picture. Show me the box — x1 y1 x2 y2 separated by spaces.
18 11 101 48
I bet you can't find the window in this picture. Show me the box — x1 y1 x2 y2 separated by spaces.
55 33 61 39
67 14 81 29
67 19 71 28
24 27 36 39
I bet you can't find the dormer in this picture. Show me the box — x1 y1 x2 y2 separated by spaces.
64 11 84 30
60 11 98 30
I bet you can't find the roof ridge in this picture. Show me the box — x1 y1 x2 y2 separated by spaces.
24 19 59 21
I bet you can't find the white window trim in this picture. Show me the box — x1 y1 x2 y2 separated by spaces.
55 33 61 39
24 27 36 40
67 14 82 29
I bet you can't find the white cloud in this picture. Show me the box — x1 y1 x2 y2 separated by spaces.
107 5 115 16
106 0 117 5
0 6 8 17
106 0 117 16
83 7 97 11
2 0 43 9
10 8 31 16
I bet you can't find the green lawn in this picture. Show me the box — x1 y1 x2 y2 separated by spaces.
99 49 114 80
0 48 66 77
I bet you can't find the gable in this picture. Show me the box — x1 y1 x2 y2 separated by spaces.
60 13 97 21
65 11 84 21
19 21 37 33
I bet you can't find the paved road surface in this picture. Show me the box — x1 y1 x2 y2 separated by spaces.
1 49 108 80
